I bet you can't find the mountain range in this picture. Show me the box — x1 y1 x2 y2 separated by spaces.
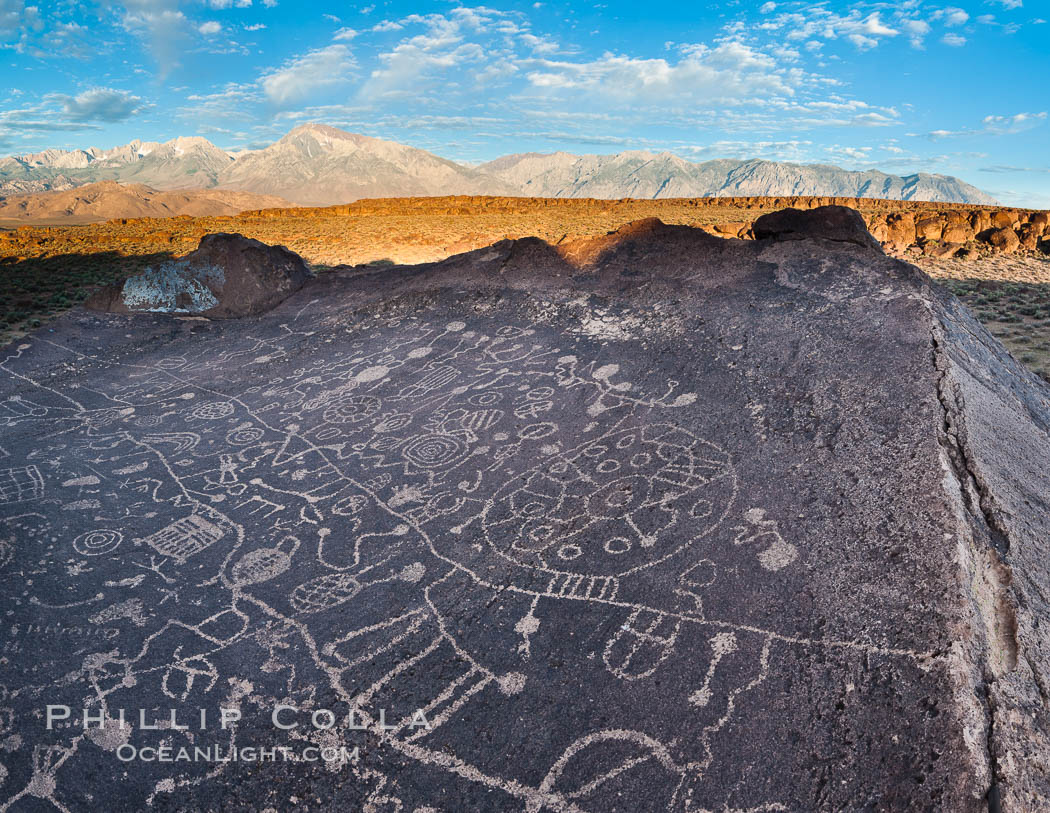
0 181 289 226
0 123 999 207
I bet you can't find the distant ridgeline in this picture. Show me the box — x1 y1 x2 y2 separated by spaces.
1 123 999 206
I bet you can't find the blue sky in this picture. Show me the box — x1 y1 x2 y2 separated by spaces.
1 0 1047 206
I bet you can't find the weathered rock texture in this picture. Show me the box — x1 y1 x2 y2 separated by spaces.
1 208 1047 811
85 232 311 318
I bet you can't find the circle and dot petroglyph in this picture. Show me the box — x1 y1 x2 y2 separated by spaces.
323 394 382 425
468 391 502 406
226 424 265 445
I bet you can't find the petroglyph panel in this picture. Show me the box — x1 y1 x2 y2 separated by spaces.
0 277 982 812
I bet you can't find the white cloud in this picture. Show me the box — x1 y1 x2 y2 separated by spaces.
935 7 969 26
760 1 776 12
261 44 356 105
372 20 403 32
768 8 899 50
848 33 878 49
827 145 872 162
520 32 558 53
979 165 1050 174
901 19 930 35
117 2 191 75
941 32 966 46
0 0 44 40
918 111 1046 139
858 13 898 36
199 20 221 34
50 87 145 122
179 81 260 122
525 41 800 102
993 0 1021 8
901 18 931 48
983 111 1046 133
683 138 812 161
333 26 357 40
245 22 264 30
361 9 510 98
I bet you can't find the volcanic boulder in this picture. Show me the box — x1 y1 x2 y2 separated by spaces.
750 204 880 249
3 207 1049 811
869 211 916 248
991 210 1019 230
86 232 312 318
987 227 1021 253
914 215 945 242
942 222 976 244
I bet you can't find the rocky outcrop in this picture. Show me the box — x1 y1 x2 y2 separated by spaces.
5 207 1048 810
85 232 311 318
237 195 1049 257
864 208 1049 256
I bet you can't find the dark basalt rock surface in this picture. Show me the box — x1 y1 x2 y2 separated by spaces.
85 232 312 318
751 204 881 250
1 207 1048 811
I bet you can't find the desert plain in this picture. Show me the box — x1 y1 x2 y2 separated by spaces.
2 194 1049 381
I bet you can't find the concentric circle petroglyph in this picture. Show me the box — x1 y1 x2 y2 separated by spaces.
72 529 123 556
401 433 469 469
226 424 264 445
